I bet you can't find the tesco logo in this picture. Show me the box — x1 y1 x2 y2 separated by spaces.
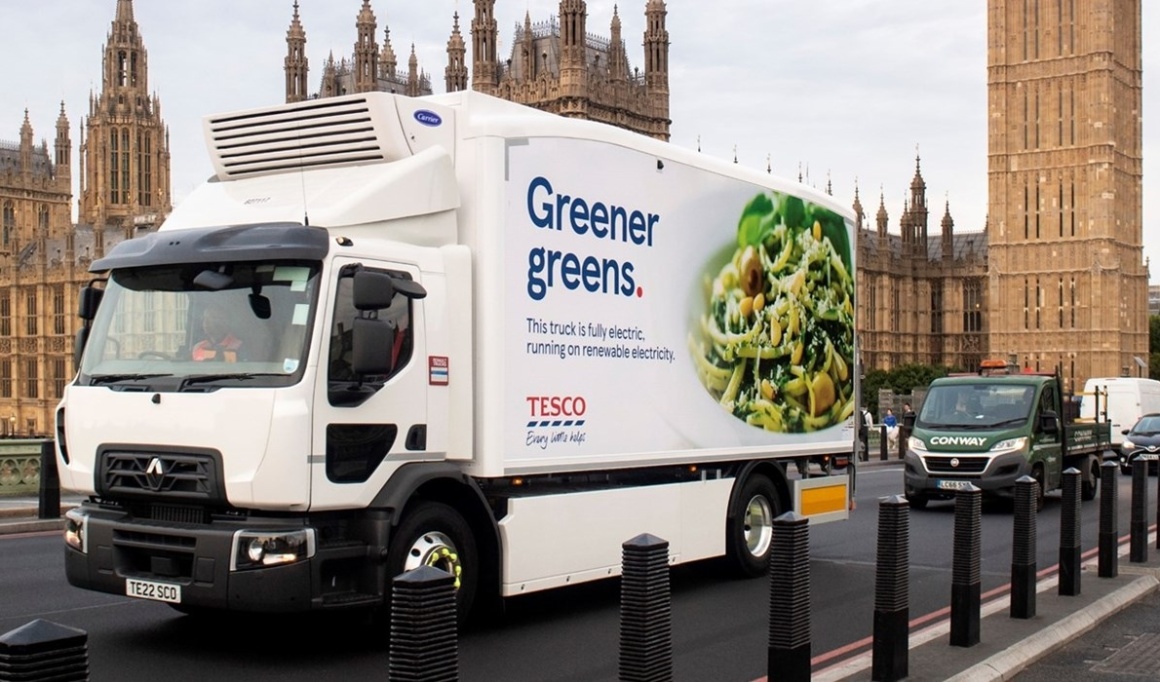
526 395 587 417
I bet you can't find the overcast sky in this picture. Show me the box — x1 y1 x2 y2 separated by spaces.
2 0 1156 282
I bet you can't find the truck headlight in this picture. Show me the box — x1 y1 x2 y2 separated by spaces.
990 437 1029 455
907 436 927 453
64 508 88 554
231 529 316 571
1122 439 1135 451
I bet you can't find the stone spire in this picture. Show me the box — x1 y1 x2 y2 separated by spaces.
353 0 378 93
941 199 955 262
381 26 397 79
471 0 499 95
876 189 888 237
559 0 588 100
608 5 628 80
852 180 864 230
285 1 309 103
644 0 670 135
446 12 468 92
54 102 71 186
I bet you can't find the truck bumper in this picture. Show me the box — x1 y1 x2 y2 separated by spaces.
64 503 321 613
903 451 1031 501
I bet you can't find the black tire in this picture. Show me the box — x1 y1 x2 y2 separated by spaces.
1081 458 1099 501
906 493 928 509
726 474 782 578
385 501 478 628
1031 465 1046 512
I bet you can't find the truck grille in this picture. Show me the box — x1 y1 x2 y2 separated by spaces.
923 455 989 474
100 451 221 502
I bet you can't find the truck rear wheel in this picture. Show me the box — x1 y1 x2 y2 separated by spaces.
726 474 781 577
386 501 478 627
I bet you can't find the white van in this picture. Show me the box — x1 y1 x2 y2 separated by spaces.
1079 377 1160 454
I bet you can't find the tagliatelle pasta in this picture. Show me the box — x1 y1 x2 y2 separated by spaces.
689 191 856 433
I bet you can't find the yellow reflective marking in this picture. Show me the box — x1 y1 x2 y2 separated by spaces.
800 484 847 516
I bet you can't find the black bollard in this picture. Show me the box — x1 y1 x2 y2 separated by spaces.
767 511 811 682
1098 461 1118 578
0 619 88 681
619 533 672 682
389 566 459 682
1010 475 1037 619
1058 468 1082 597
871 496 909 682
1130 458 1148 563
38 440 61 521
949 483 981 648
880 425 888 461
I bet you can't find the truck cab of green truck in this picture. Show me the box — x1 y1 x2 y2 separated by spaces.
903 361 1112 510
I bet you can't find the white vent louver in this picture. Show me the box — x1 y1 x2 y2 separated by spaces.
203 94 410 181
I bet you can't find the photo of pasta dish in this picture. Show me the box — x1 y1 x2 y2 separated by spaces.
689 191 856 433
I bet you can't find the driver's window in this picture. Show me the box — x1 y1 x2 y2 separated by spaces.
328 268 414 384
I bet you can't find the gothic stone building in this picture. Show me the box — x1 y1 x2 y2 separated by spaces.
283 0 671 141
854 159 989 376
0 0 171 436
986 0 1148 391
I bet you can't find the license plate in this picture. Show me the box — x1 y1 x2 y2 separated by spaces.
937 480 971 491
1137 453 1158 461
125 578 181 603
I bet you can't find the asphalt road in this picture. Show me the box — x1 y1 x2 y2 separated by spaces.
0 463 1152 681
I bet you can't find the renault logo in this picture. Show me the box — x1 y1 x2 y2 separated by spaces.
950 458 960 468
145 457 165 491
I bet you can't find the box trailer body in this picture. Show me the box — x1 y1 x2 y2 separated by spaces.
56 91 857 621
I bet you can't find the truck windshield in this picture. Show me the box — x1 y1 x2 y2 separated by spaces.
77 260 321 390
916 384 1035 429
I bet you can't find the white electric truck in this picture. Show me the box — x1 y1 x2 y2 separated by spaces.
57 91 858 623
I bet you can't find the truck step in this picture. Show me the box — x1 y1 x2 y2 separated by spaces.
320 591 381 609
316 538 372 561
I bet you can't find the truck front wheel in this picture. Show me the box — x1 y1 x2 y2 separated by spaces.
1081 457 1099 501
726 474 782 577
1031 465 1046 511
386 501 478 627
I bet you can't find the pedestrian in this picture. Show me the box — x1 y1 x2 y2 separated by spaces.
883 408 899 452
859 407 872 461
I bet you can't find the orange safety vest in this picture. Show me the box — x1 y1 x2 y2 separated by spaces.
192 334 242 362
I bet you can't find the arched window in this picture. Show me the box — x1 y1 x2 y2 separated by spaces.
2 202 14 247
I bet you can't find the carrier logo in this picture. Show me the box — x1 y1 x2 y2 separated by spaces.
413 109 442 127
929 436 987 447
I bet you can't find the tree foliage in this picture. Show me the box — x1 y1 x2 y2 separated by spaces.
861 363 950 418
1151 314 1160 380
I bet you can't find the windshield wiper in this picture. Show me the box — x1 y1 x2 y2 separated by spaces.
180 373 284 389
988 418 1028 428
89 373 173 385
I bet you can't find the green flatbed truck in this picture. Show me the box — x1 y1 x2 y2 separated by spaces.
903 362 1113 510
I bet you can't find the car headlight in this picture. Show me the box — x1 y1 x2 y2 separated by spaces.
1122 439 1136 451
231 529 316 571
990 437 1029 455
64 508 88 553
907 436 927 453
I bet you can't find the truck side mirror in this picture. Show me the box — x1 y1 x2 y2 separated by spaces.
352 270 427 310
1040 410 1060 434
351 317 396 376
78 285 103 321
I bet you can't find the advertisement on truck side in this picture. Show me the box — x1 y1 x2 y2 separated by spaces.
503 137 857 462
